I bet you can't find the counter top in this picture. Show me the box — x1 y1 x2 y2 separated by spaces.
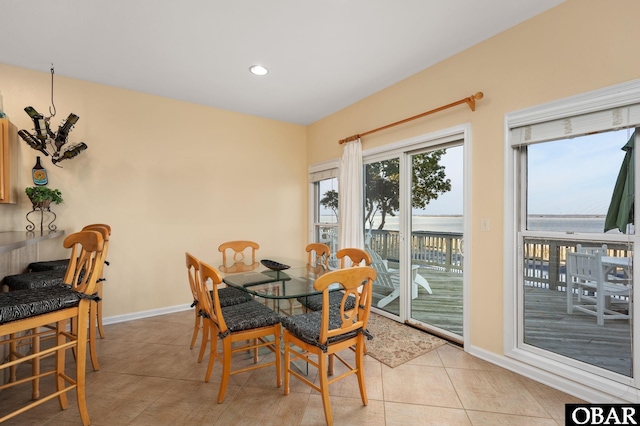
0 231 66 254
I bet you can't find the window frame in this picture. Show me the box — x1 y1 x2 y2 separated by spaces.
504 79 640 399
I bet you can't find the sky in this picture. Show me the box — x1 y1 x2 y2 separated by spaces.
527 128 632 215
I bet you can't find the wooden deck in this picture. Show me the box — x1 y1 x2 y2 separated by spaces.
373 267 632 377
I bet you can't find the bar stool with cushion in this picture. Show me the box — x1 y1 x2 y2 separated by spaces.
3 224 111 373
27 224 111 272
185 252 252 362
0 230 105 425
282 266 376 426
27 224 112 339
197 261 282 403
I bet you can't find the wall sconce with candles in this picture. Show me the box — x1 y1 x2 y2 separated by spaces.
17 65 88 167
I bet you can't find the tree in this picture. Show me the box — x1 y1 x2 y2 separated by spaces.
319 150 452 230
319 189 338 218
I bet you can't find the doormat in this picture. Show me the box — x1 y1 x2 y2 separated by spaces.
365 313 447 368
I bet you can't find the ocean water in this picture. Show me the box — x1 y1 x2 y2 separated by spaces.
323 215 630 235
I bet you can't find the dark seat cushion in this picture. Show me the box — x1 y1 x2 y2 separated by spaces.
28 259 70 272
216 287 253 307
3 270 65 291
216 299 281 336
281 308 360 352
0 285 84 325
297 291 355 311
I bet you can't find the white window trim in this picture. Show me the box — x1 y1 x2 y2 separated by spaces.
504 78 640 402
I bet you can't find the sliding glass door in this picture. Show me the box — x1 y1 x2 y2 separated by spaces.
408 144 464 341
364 134 466 343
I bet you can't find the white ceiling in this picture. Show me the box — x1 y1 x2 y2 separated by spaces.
0 1 565 125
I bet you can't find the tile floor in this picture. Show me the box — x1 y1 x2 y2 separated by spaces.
1 310 584 425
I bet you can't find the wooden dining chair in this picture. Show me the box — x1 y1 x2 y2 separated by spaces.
185 252 253 361
218 240 260 272
306 242 330 269
282 266 376 426
298 247 371 313
197 261 282 403
0 230 105 425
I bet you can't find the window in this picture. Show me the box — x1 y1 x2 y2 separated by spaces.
506 80 640 396
309 164 338 265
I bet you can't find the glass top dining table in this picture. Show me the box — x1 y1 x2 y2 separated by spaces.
219 259 337 314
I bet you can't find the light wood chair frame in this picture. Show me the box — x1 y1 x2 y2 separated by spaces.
197 261 281 403
217 240 260 271
336 247 372 268
0 230 105 425
283 266 376 426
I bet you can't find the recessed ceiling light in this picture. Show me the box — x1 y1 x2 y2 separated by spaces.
249 65 268 76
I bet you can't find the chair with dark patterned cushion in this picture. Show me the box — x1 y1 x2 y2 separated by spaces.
282 266 376 426
197 261 281 403
185 252 252 362
297 247 371 313
0 230 105 425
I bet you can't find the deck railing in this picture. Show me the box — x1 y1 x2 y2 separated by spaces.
367 229 463 273
523 237 633 290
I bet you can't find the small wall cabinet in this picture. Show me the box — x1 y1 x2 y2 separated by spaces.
0 118 17 204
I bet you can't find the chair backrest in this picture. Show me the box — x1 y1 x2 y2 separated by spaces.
82 224 111 268
218 240 259 266
197 261 229 335
306 243 330 269
313 266 377 345
576 244 608 256
566 251 605 284
365 247 395 288
185 252 201 304
62 230 105 295
336 248 372 268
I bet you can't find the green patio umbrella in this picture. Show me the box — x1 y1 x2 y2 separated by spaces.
604 131 635 233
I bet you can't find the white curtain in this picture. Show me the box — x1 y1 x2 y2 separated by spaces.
338 139 364 250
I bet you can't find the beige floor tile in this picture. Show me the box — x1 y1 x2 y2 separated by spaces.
214 385 309 425
382 363 463 408
1 310 584 426
466 410 561 425
384 401 471 426
437 344 503 371
446 367 550 417
301 393 386 426
405 346 444 367
516 374 585 421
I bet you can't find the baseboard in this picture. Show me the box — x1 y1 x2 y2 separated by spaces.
102 303 192 325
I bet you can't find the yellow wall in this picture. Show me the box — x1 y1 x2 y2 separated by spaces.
1 0 639 358
307 0 640 354
0 65 307 317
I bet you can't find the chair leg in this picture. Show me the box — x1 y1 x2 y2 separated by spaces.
356 338 368 406
89 304 99 371
55 320 70 410
74 305 92 426
217 338 233 403
275 325 282 388
198 320 209 363
283 333 290 395
318 353 333 426
190 308 200 350
96 282 105 339
204 325 217 382
31 329 40 400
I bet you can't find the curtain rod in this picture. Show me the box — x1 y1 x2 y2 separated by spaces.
338 91 484 145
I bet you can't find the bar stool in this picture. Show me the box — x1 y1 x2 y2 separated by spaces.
0 230 105 425
2 224 111 373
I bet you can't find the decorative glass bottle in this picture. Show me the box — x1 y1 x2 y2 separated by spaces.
32 156 48 186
